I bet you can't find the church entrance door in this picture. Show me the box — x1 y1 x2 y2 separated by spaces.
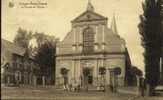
83 67 93 85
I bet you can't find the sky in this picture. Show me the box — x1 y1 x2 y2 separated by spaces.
2 0 145 73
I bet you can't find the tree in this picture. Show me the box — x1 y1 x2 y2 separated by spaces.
14 27 32 48
138 0 162 96
34 34 58 85
33 32 47 47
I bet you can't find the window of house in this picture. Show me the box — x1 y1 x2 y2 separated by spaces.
13 62 17 69
83 26 94 54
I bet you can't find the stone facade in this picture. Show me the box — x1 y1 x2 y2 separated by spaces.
56 3 131 86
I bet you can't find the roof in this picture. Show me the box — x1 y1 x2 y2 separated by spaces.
71 11 107 23
72 1 107 23
1 39 26 56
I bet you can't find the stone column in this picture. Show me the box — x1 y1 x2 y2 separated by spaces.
23 74 26 85
19 73 22 85
96 59 99 86
76 60 79 82
94 60 97 78
162 56 163 80
94 26 98 51
102 25 105 50
93 59 98 86
71 60 74 81
101 59 104 67
102 25 105 42
42 76 45 86
72 60 76 84
95 26 98 43
74 28 76 43
29 74 31 85
160 57 162 80
7 76 10 85
79 27 82 43
33 76 37 86
112 72 117 92
79 34 82 52
77 60 81 85
73 28 76 52
106 69 110 85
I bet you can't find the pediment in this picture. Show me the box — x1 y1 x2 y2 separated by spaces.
72 11 107 23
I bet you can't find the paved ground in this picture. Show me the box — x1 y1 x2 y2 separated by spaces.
1 87 163 100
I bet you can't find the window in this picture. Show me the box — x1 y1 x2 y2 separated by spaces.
83 26 94 54
13 62 17 69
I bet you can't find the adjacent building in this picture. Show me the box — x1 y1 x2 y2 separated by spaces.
55 2 132 86
1 39 40 86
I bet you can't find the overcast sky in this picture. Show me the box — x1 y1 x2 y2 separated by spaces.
2 0 145 73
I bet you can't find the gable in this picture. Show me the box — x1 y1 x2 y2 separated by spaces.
72 11 107 23
1 39 26 56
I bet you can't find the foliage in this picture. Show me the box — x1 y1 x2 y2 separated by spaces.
34 34 58 84
99 67 106 75
34 40 56 73
138 0 162 87
13 27 58 85
14 27 32 48
60 68 68 76
33 32 46 47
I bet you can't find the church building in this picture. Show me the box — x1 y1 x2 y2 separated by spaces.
55 2 131 87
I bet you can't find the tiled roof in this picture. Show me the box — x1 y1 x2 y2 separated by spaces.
1 39 26 56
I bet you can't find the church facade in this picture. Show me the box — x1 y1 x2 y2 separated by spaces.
55 2 131 86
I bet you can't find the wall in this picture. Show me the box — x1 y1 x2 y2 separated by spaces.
55 53 126 86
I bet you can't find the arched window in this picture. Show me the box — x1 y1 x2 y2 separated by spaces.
83 26 94 54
